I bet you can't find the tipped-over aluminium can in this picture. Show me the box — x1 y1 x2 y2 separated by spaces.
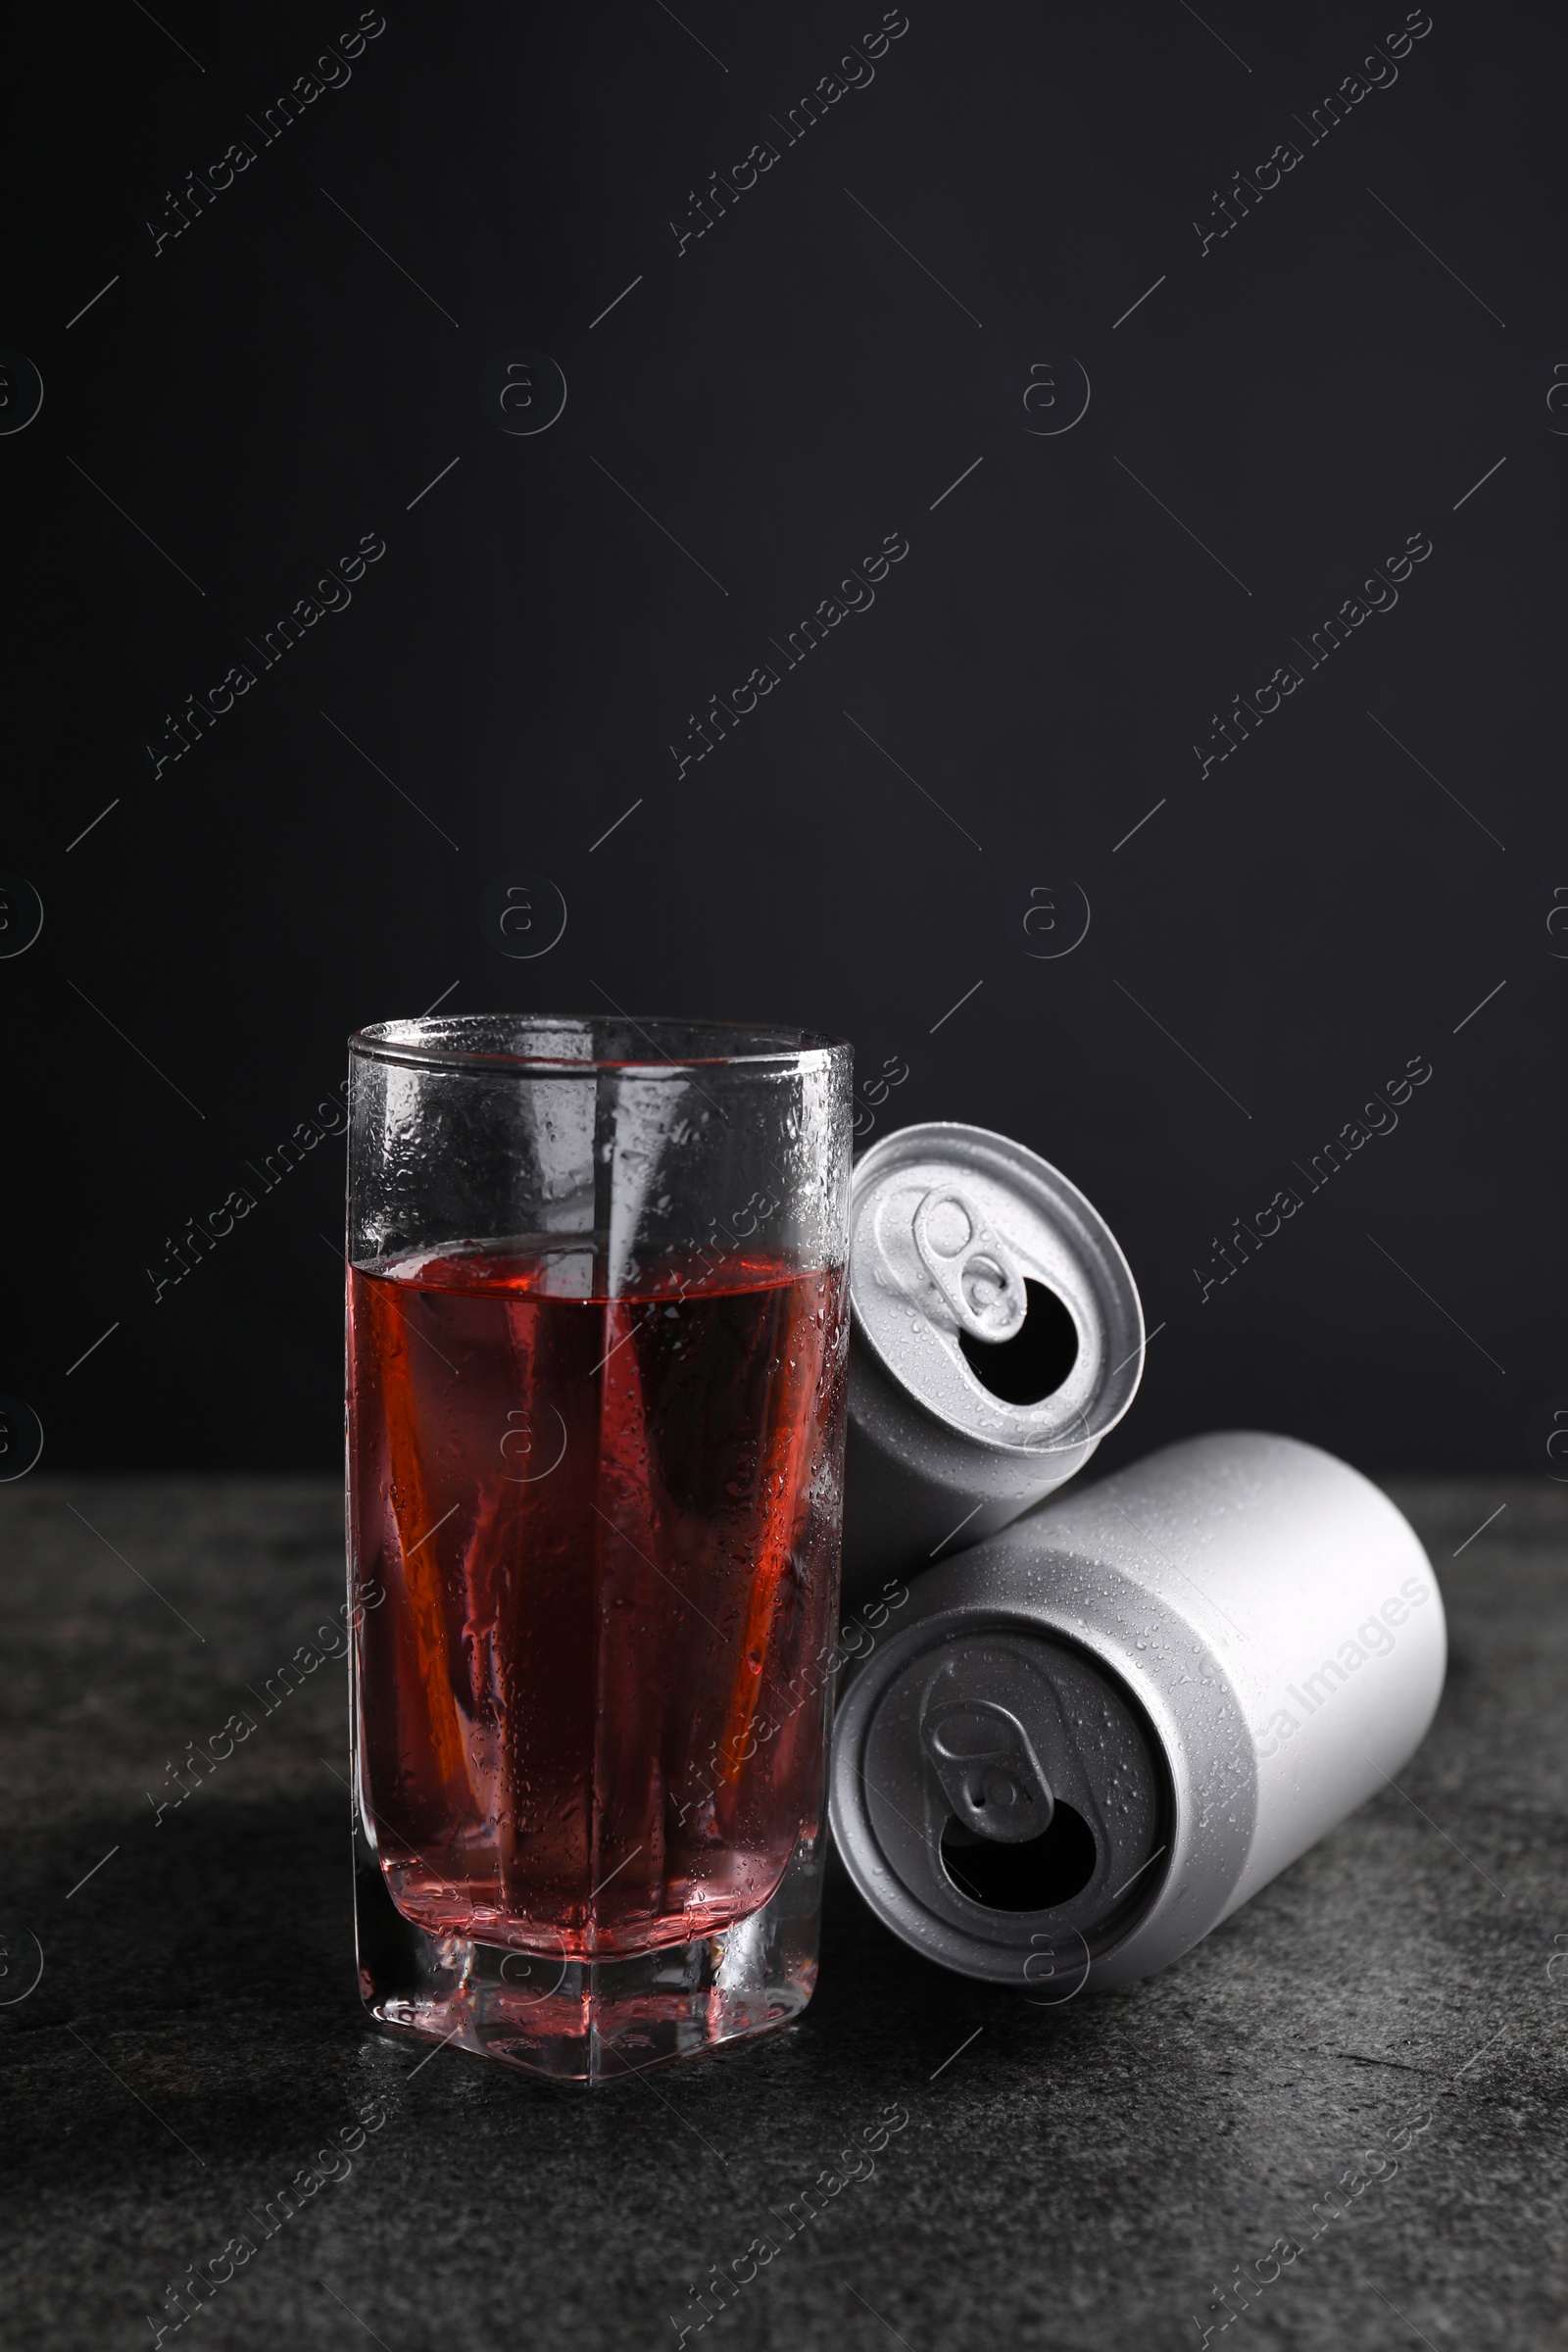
829 1432 1446 1994
841 1122 1144 1612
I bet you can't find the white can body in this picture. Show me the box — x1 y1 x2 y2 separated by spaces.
829 1433 1447 1988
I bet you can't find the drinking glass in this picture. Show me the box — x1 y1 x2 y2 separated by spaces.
344 1014 853 2084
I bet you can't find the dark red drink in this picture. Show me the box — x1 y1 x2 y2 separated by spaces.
348 1244 846 1960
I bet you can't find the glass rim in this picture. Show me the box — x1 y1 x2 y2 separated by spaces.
348 1012 852 1078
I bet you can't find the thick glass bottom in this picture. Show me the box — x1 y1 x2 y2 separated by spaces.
353 1819 824 2087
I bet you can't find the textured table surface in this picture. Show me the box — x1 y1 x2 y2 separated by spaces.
1 1474 1563 2351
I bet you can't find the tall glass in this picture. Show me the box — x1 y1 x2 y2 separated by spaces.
344 1015 853 2085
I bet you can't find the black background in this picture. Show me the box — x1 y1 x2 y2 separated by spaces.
6 0 1562 1473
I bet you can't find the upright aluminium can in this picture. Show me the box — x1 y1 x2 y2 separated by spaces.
829 1433 1446 1994
842 1122 1144 1611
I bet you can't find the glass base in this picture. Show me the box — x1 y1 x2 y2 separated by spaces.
352 1824 824 2088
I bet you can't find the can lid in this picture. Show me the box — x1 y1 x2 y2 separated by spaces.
829 1615 1169 1986
850 1122 1143 1455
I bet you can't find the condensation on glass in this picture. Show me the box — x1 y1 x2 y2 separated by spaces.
345 1014 852 2085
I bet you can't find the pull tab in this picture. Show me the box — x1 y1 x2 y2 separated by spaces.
912 1185 1028 1341
921 1700 1054 1844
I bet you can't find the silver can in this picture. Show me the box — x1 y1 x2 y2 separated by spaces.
841 1121 1145 1610
829 1433 1446 1994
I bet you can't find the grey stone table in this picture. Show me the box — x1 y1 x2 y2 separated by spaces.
2 1476 1564 2351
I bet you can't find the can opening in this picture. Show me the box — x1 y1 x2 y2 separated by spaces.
957 1277 1079 1405
937 1801 1098 1911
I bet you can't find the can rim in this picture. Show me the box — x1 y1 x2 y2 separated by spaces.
848 1120 1146 1451
830 1597 1177 1985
